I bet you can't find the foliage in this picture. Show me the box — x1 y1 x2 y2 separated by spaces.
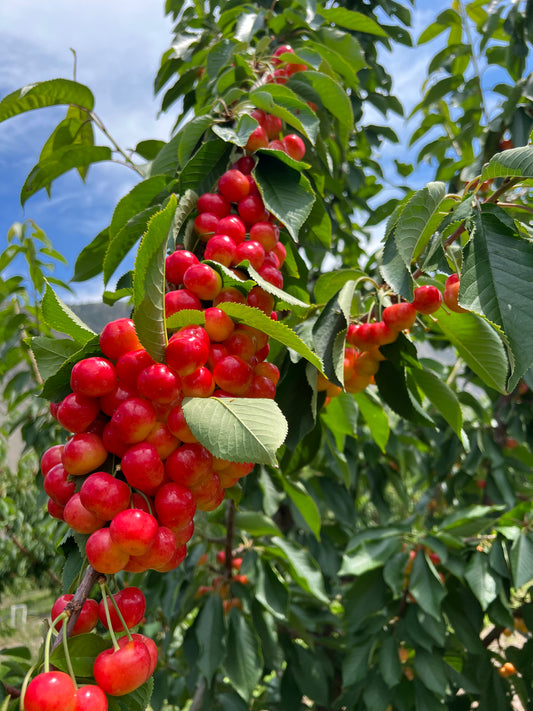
1 1 533 710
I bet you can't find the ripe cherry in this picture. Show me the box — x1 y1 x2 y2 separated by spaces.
99 318 142 361
56 392 100 433
215 215 246 244
23 671 76 711
204 234 237 267
196 192 231 218
80 472 131 521
137 363 181 404
238 194 268 225
86 528 130 575
382 302 417 332
165 249 199 285
121 442 165 495
51 594 99 636
110 397 157 444
165 443 213 488
165 289 202 317
411 285 442 314
245 125 269 152
98 586 146 631
110 509 159 555
213 355 253 395
61 432 108 476
44 463 76 506
155 482 196 530
70 357 117 398
40 444 64 477
73 685 108 711
63 493 106 534
193 212 218 241
443 274 467 313
93 639 151 696
282 134 306 161
183 263 222 301
218 169 250 203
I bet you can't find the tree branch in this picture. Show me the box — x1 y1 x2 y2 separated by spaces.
50 565 100 651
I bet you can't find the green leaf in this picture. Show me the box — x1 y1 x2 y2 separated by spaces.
432 309 508 393
246 264 311 311
178 138 232 196
49 633 108 677
481 145 533 180
379 635 402 687
465 553 498 610
440 505 501 537
41 336 102 401
250 84 319 144
182 397 288 466
314 269 364 304
196 595 226 682
107 678 154 711
379 233 414 301
253 154 315 241
110 176 169 239
255 559 289 619
21 145 112 205
409 551 446 620
177 115 213 166
393 182 447 267
313 280 356 387
464 207 533 390
281 477 321 540
223 612 263 702
410 367 463 438
212 113 259 148
133 195 178 362
72 229 109 282
340 537 401 576
375 360 434 427
352 390 389 452
320 7 389 36
510 531 533 589
235 511 281 537
413 649 448 697
219 302 322 371
29 337 80 381
0 79 94 122
291 71 353 148
269 537 329 603
42 283 95 344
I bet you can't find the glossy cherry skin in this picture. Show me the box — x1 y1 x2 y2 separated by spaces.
93 639 151 696
98 586 146 631
23 671 76 711
73 685 108 711
51 594 99 636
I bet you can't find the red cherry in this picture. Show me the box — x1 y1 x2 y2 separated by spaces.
193 212 218 241
98 586 146 631
63 493 106 534
73 685 108 711
144 421 179 460
215 215 246 244
115 349 155 390
165 250 199 285
110 509 159 555
249 221 279 251
23 671 76 711
233 241 265 270
40 444 64 477
166 332 210 376
51 594 99 636
155 482 196 530
118 633 158 676
238 195 268 225
44 463 76 506
282 134 306 161
245 125 269 152
99 383 138 417
99 318 142 361
382 302 417 332
213 287 247 306
218 169 250 203
121 442 165 495
154 542 187 572
165 443 213 488
233 155 255 174
80 472 131 521
167 403 199 443
110 397 157 444
180 366 215 397
93 639 151 696
165 289 202 317
183 263 222 301
56 392 100 433
411 285 443 314
61 433 108 476
197 192 231 217
128 526 177 570
213 355 253 395
70 357 117 398
86 528 130 574
204 234 237 267
137 363 181 404
443 274 467 313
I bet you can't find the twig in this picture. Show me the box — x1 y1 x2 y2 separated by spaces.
50 566 100 651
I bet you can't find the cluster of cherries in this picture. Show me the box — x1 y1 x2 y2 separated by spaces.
319 284 448 400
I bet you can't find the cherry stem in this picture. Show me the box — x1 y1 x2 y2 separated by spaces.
61 623 77 689
98 581 121 651
51 565 99 652
133 489 154 516
45 612 68 672
101 581 134 644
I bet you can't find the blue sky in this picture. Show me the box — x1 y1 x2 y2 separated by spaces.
0 1 449 303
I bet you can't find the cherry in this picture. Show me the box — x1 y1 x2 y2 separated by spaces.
165 288 202 316
61 432 108 476
192 471 225 511
257 263 283 288
233 155 255 174
254 361 280 385
382 302 417 331
167 403 199 443
63 493 106 534
118 633 158 676
272 44 294 61
47 499 66 520
443 274 467 313
99 383 138 417
344 372 372 393
197 192 231 218
70 357 117 398
171 519 195 545
23 671 76 711
204 307 235 342
93 639 151 696
121 442 165 494
215 215 246 244
282 134 306 161
247 374 276 398
411 285 442 314
249 221 279 251
268 139 285 151
86 528 131 574
245 125 269 152
144 421 179 460
102 421 130 458
181 366 215 397
98 586 146 631
79 472 131 521
204 234 237 267
165 443 213 488
73 685 108 711
40 444 64 476
109 509 159 556
165 249 199 285
183 263 222 301
193 212 218 241
213 286 247 306
129 526 177 570
352 351 380 377
212 355 253 395
115 351 155 390
51 594 99 636
166 332 210 376
271 240 286 267
247 285 275 315
238 194 268 225
56 392 100 433
154 542 187 572
110 397 156 444
218 169 250 203
99 318 142 361
137 363 181 404
224 328 257 362
233 240 265 270
155 482 196 530
263 113 283 139
44 463 76 506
